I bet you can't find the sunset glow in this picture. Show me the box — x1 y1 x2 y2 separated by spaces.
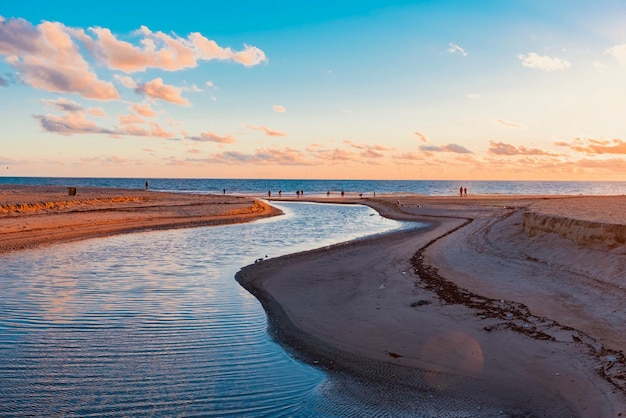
1 1 626 180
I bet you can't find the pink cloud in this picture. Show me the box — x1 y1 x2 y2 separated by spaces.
246 124 287 137
202 147 310 165
34 112 115 136
131 103 157 117
273 105 286 112
343 140 393 151
187 131 236 144
420 143 472 154
134 78 189 105
0 18 119 100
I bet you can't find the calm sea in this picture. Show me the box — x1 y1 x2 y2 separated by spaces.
1 176 625 196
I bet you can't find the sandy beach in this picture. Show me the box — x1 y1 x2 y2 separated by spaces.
237 194 626 417
0 185 281 253
2 185 625 416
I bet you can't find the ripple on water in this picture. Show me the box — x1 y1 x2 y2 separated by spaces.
1 202 421 416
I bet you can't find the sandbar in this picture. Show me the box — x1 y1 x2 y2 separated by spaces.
0 185 280 253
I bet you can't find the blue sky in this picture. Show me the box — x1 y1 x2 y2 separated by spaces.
2 1 626 180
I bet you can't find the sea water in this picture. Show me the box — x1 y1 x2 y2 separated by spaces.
2 176 625 196
0 202 422 417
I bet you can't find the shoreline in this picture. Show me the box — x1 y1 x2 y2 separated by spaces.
2 185 625 415
238 194 626 417
0 185 281 253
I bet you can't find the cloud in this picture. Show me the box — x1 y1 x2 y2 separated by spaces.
0 18 119 100
555 137 626 155
34 98 178 138
312 148 359 162
420 143 472 154
0 17 266 102
34 112 116 136
413 131 428 142
273 105 286 112
466 93 481 100
0 75 6 87
606 44 626 66
448 42 467 57
494 119 522 128
488 141 561 156
131 103 156 117
118 113 145 125
203 147 309 165
83 25 266 72
41 97 83 112
134 78 189 105
246 124 287 137
187 131 236 144
518 52 571 71
205 80 214 87
343 140 393 151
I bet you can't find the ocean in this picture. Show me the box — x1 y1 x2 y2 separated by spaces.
1 176 625 196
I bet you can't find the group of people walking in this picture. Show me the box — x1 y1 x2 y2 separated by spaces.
459 186 468 197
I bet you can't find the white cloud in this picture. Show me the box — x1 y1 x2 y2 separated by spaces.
606 43 626 66
448 42 467 57
518 52 571 71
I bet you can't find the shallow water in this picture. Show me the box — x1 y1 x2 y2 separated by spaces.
0 202 421 417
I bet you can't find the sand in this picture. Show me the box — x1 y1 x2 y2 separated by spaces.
0 185 281 253
2 186 625 416
237 194 626 417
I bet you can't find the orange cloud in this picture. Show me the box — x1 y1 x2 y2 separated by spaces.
413 132 428 142
273 105 286 112
488 141 561 156
246 125 287 137
555 137 626 155
494 119 522 128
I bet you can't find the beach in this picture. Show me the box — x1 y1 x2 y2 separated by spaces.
2 185 625 416
0 185 280 253
238 194 626 417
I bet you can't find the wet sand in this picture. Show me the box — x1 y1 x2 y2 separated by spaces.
237 194 626 417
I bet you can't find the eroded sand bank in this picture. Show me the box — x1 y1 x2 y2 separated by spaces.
237 194 626 417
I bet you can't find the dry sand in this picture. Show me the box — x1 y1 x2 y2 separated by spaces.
0 185 280 253
2 186 625 416
237 194 626 417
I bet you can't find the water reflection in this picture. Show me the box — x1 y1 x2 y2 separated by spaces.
0 202 417 416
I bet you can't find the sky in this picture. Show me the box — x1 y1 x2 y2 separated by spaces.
1 0 626 180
